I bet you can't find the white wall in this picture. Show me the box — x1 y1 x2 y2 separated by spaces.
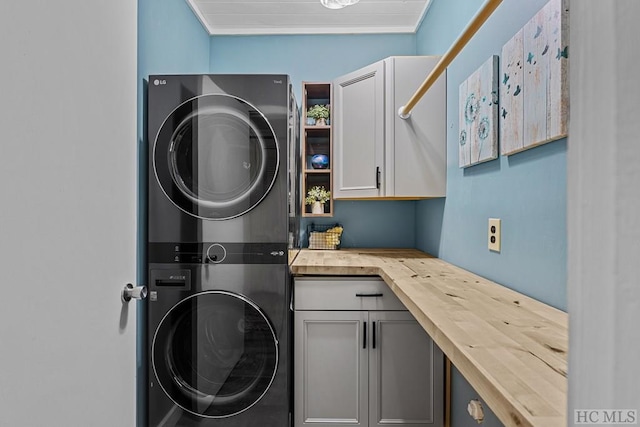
0 1 138 425
568 1 640 424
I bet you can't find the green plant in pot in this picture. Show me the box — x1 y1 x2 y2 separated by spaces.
305 185 331 214
307 104 330 126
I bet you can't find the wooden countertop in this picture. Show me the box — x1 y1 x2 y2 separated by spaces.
290 249 568 427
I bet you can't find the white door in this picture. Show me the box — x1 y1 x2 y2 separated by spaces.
0 1 137 426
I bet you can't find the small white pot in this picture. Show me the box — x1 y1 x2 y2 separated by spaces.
311 201 324 214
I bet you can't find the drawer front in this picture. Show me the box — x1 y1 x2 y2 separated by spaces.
294 276 407 311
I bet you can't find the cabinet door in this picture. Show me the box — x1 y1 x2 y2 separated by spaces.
295 310 369 427
369 311 444 427
384 56 446 198
333 61 384 198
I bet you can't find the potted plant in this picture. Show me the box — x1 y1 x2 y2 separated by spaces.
305 185 331 214
306 104 330 126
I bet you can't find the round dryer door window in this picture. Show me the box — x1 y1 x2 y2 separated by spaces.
152 291 278 418
153 94 279 220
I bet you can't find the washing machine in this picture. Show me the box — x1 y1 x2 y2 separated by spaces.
147 74 300 246
147 250 291 426
145 74 299 426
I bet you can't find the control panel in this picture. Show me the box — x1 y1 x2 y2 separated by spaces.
148 242 288 264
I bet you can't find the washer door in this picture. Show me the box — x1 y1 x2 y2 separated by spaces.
152 291 278 418
153 94 279 220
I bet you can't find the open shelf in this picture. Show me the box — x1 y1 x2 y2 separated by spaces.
302 81 333 217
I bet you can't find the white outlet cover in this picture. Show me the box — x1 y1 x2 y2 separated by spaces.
488 218 501 252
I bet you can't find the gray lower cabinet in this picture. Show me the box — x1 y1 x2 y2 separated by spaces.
294 310 368 426
294 277 444 427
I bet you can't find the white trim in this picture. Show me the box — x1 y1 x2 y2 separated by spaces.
202 25 419 36
186 0 216 35
413 0 435 33
186 0 430 35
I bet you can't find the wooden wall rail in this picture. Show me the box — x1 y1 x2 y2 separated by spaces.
398 0 503 119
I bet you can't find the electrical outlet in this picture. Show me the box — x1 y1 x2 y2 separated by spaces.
488 218 501 252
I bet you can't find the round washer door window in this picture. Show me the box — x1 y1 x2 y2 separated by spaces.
152 291 278 418
153 94 279 220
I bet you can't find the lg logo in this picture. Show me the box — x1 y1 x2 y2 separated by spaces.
153 79 167 86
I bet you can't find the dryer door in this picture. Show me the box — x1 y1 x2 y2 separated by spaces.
153 94 279 220
152 291 278 418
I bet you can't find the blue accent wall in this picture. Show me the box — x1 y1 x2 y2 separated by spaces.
302 200 417 249
415 0 566 311
210 34 415 102
416 1 567 426
138 0 210 80
210 34 419 248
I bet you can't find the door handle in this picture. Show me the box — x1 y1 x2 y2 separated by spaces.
355 293 383 298
375 166 381 189
121 283 148 303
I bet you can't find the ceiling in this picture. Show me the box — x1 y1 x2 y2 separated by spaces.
187 0 434 35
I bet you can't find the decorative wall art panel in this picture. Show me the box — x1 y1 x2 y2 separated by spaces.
459 55 499 168
500 0 569 156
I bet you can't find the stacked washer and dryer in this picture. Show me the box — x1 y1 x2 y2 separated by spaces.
146 74 300 426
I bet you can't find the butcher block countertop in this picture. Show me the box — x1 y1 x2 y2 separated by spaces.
290 249 568 427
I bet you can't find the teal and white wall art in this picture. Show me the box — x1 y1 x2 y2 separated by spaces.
458 55 499 168
501 0 569 155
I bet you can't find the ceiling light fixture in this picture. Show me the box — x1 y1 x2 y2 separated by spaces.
320 0 360 10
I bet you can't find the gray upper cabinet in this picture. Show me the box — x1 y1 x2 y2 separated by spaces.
333 61 385 198
294 277 444 427
333 56 446 199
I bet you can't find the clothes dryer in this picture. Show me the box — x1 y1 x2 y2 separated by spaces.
147 74 300 246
